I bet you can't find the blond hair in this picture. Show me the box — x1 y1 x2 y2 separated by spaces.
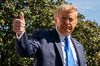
54 4 78 17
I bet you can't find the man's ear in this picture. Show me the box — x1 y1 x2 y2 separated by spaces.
75 17 78 24
54 16 57 22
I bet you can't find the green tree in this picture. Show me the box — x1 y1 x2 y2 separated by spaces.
0 0 58 66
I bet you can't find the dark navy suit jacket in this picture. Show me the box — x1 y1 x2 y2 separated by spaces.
15 29 86 66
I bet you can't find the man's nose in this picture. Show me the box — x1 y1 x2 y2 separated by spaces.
65 19 70 25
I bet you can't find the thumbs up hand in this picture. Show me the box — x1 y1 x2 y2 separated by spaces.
13 12 25 35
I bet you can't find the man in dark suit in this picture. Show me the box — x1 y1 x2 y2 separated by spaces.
13 4 86 66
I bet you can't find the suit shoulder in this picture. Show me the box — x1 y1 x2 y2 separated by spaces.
71 37 83 47
32 29 53 38
32 29 52 33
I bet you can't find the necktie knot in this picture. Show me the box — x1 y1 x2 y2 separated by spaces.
64 36 69 47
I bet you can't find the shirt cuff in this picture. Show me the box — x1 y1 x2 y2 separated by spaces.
16 31 25 39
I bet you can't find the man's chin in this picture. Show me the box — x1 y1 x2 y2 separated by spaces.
62 32 71 36
65 31 71 36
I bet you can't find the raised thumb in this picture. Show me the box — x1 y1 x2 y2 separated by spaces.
19 12 24 21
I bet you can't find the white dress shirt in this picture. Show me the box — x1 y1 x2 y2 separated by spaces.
56 28 78 66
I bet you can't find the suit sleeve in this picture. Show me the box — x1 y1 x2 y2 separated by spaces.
15 31 41 57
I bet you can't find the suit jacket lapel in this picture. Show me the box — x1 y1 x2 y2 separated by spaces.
55 42 64 64
71 38 84 66
50 29 64 65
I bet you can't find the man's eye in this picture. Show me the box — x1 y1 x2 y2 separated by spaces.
69 18 73 21
62 17 67 20
62 17 73 21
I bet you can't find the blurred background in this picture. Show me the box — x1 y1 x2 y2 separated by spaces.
0 0 100 66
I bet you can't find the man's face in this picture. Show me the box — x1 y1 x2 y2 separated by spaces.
55 11 77 36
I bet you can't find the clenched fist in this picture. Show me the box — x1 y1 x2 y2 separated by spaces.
13 12 25 35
